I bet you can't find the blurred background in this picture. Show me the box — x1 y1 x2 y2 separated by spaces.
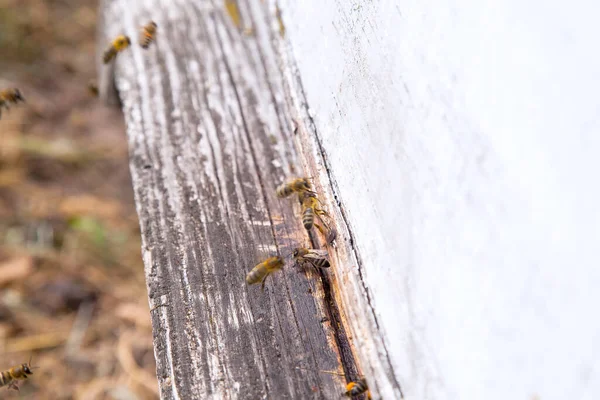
0 0 158 398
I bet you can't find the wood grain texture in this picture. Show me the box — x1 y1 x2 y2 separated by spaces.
96 0 367 399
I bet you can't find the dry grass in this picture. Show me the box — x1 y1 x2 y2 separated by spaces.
0 0 158 398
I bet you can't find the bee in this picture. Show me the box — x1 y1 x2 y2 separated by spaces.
246 256 285 290
103 34 131 64
343 377 371 399
293 247 330 269
276 177 313 198
0 357 34 391
139 21 158 49
0 88 25 119
299 192 337 244
88 80 99 97
300 192 327 231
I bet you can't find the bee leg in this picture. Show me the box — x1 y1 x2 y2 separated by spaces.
9 382 19 391
314 222 327 236
309 261 321 273
260 274 270 292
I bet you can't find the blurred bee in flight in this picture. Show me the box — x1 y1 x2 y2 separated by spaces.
276 177 313 198
246 256 285 291
87 80 99 97
0 88 25 119
293 247 330 270
103 34 131 64
343 377 371 399
0 356 34 391
139 21 158 49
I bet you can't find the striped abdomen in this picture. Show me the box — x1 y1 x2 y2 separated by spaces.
276 178 311 198
140 22 157 49
0 370 14 387
140 32 155 48
276 183 294 198
103 47 117 64
246 263 267 285
246 257 284 285
302 207 315 230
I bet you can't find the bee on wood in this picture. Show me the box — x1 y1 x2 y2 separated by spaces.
246 256 285 290
293 248 330 270
299 192 336 244
87 80 99 97
103 34 131 64
276 177 313 198
0 357 34 391
300 192 328 231
0 88 25 119
343 377 371 399
139 21 158 49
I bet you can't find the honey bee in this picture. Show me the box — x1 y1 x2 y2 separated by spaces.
103 34 131 64
139 21 158 49
0 88 25 119
300 192 327 231
246 256 285 290
276 177 313 198
343 377 371 399
0 357 34 391
293 247 330 269
299 192 337 244
88 80 99 97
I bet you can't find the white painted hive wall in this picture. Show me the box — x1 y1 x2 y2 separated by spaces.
280 1 600 399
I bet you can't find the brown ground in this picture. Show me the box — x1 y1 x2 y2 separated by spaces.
0 0 158 398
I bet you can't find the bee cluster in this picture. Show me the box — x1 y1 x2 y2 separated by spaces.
245 177 334 291
248 178 371 399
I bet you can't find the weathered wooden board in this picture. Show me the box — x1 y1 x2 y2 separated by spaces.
96 0 367 399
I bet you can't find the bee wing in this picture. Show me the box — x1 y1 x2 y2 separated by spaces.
303 249 328 259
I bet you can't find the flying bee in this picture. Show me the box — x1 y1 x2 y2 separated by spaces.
276 177 313 198
246 256 285 291
293 248 330 270
87 80 99 97
139 21 158 49
0 356 34 391
0 88 25 119
343 377 371 399
103 34 131 64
